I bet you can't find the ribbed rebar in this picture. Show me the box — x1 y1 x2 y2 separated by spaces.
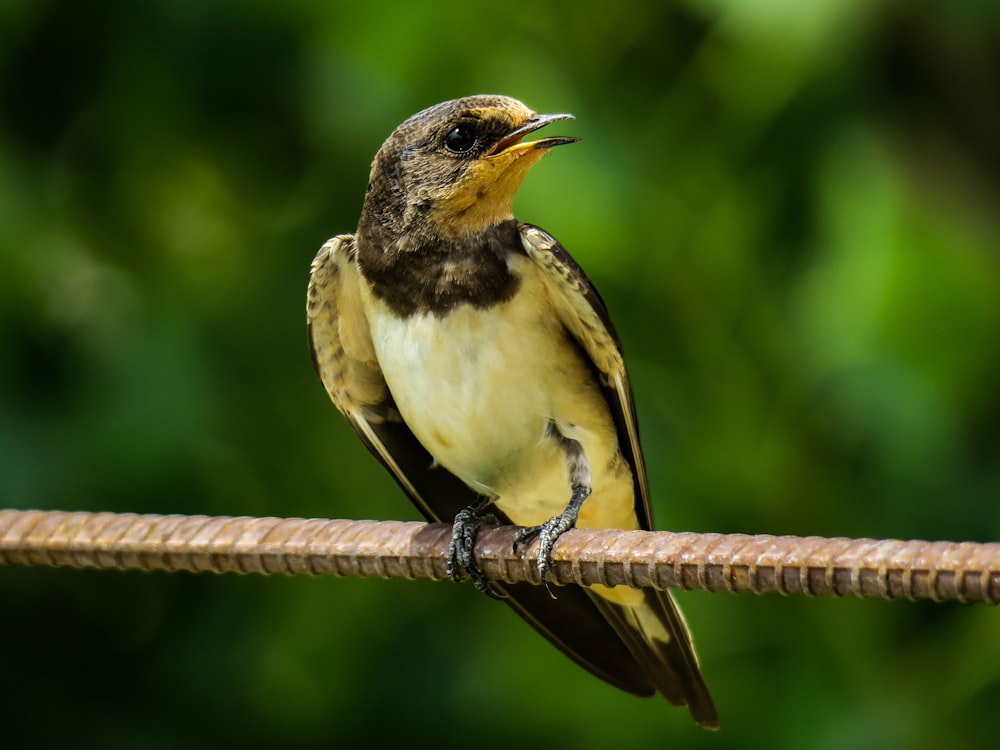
1 509 998 603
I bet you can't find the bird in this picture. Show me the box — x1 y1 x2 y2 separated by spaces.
306 94 718 729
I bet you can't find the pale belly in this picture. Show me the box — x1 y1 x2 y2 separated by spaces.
364 283 636 529
367 290 556 480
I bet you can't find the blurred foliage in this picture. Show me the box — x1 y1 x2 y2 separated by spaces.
1 0 999 748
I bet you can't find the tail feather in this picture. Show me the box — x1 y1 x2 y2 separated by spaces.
589 588 719 730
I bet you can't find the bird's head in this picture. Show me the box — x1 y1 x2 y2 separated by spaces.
359 95 577 246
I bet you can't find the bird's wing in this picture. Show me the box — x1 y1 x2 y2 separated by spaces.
518 223 652 528
308 234 439 503
307 234 656 695
519 223 718 729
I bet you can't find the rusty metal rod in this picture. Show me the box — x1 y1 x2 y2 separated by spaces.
1 509 998 603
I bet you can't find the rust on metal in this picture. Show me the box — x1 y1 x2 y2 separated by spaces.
1 509 998 604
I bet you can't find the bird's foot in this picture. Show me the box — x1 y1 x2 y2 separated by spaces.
447 498 502 599
512 485 590 598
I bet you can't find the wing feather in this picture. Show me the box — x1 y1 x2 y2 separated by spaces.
519 223 718 728
307 235 389 422
519 223 653 528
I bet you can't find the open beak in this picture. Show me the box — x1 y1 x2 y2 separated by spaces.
487 113 579 157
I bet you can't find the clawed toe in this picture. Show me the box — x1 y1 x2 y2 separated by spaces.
512 515 573 598
511 486 589 598
447 499 503 599
512 524 541 556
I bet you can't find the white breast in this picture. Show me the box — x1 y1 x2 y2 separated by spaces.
364 274 556 489
361 262 636 529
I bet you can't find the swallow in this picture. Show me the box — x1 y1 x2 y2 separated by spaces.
307 95 717 728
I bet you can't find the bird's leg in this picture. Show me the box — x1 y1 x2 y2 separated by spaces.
447 495 503 599
513 423 592 598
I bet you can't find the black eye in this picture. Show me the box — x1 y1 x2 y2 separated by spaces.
443 123 478 154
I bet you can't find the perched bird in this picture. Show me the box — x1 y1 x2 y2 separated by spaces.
307 95 717 728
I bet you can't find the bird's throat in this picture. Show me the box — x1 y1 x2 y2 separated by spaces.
356 220 523 318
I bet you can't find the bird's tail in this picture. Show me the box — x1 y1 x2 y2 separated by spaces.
589 585 719 730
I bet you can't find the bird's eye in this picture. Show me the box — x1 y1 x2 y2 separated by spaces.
443 124 478 154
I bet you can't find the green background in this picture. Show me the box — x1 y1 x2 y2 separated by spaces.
2 1 999 747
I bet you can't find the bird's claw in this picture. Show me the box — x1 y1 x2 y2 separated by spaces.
448 502 503 599
512 498 584 599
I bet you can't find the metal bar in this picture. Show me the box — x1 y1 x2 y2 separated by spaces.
1 509 997 603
